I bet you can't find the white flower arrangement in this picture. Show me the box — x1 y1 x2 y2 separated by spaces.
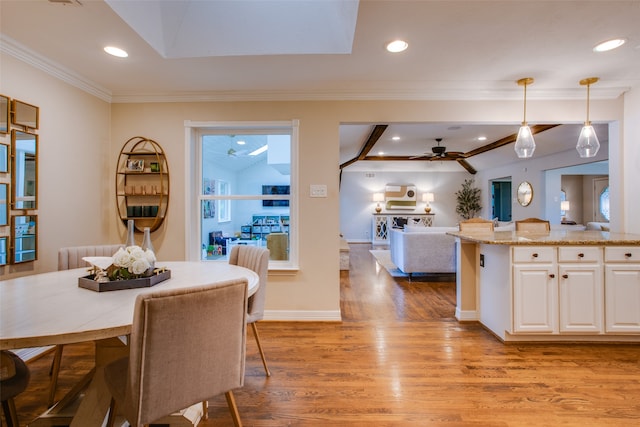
108 246 156 280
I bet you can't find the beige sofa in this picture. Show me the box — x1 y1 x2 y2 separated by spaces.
389 226 458 279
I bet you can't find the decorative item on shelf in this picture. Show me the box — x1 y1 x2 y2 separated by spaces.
422 192 435 213
514 77 536 158
373 192 384 213
561 200 571 222
141 227 154 254
576 77 600 158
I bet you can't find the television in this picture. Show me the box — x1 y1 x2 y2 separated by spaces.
262 185 290 207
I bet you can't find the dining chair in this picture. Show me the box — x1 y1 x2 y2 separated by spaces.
459 218 495 232
104 278 249 427
48 244 124 406
229 245 271 377
515 218 551 233
1 350 31 427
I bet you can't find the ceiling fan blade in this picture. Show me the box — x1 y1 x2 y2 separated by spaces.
409 153 433 159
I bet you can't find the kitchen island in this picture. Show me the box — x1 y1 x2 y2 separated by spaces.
448 229 640 342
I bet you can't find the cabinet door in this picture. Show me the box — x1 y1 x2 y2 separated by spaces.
513 265 558 333
558 264 603 333
605 265 640 333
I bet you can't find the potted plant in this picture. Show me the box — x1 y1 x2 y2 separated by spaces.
456 179 482 219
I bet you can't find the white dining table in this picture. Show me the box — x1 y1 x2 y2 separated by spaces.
0 261 259 426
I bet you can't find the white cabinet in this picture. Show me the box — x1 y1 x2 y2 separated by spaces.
512 246 604 334
604 247 640 333
557 247 603 333
512 247 558 333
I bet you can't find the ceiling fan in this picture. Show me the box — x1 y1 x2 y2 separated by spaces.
411 138 464 160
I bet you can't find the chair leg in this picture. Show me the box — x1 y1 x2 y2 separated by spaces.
225 391 242 427
2 398 19 427
105 397 117 427
251 322 271 377
202 400 209 420
48 344 64 407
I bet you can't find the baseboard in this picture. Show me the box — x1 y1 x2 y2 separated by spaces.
263 310 342 321
455 308 479 321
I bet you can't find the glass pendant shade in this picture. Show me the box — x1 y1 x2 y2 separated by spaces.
514 77 535 158
514 125 536 158
576 77 600 158
576 124 600 158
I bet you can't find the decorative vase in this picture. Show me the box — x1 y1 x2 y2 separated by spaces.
141 227 154 253
125 219 136 247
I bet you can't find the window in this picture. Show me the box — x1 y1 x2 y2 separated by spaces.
185 120 297 268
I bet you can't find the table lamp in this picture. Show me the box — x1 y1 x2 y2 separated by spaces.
561 200 570 222
422 192 435 213
373 193 384 213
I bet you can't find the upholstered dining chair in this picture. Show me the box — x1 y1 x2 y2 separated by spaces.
48 244 124 406
515 218 551 233
229 245 271 377
1 350 30 427
459 218 495 232
104 279 249 427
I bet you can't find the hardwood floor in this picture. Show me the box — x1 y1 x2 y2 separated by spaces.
7 243 640 426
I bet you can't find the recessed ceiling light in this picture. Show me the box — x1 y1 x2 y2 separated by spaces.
104 46 128 58
593 38 626 52
378 151 385 156
386 40 408 53
477 136 487 141
392 136 400 141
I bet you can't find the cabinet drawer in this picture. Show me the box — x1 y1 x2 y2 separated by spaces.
513 246 555 263
558 246 601 263
605 246 640 263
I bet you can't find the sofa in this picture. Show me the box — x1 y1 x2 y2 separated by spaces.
389 226 458 278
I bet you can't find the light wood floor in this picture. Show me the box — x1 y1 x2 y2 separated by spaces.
7 243 640 426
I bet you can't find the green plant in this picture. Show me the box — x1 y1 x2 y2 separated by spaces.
455 179 482 219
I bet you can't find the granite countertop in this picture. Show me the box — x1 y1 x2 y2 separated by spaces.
447 230 640 246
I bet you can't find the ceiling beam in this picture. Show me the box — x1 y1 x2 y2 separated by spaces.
463 124 559 158
340 124 388 170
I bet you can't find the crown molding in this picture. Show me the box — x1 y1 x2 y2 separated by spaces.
1 34 112 103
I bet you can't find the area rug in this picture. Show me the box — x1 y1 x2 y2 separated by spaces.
369 249 455 282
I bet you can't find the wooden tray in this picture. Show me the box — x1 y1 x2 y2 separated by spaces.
78 269 171 292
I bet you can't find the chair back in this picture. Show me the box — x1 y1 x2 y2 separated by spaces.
459 218 494 232
120 279 248 427
58 244 124 270
515 218 550 233
229 245 269 323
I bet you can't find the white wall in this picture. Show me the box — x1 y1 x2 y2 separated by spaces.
0 53 111 278
340 170 469 242
623 84 640 234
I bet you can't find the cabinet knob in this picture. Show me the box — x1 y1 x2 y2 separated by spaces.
625 253 633 258
532 253 539 258
578 253 584 258
549 273 555 278
562 274 569 279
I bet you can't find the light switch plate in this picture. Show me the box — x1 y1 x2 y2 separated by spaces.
310 184 327 198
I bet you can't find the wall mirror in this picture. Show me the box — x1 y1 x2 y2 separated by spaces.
11 99 39 129
0 143 7 173
11 215 37 263
517 181 533 207
0 183 7 226
0 237 7 266
11 130 37 209
0 95 8 134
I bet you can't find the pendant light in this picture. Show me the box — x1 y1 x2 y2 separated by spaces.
514 77 536 158
576 77 600 158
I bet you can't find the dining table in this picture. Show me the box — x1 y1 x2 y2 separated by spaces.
1 261 259 427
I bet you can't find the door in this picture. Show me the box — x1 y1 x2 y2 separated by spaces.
491 180 512 221
593 177 609 222
513 265 558 333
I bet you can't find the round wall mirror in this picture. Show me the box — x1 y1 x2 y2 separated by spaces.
517 181 533 207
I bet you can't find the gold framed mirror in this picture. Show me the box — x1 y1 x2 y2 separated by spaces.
11 99 39 129
517 181 533 207
11 214 37 263
0 236 7 266
0 94 8 134
0 183 7 226
11 130 38 209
